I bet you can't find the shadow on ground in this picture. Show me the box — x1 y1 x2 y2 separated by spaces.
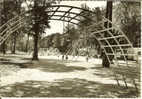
0 78 139 98
0 57 86 72
91 65 140 84
21 59 87 72
0 55 140 98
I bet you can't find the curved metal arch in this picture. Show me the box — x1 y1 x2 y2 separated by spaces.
103 17 133 48
49 19 78 25
0 4 136 67
47 4 94 24
102 17 135 61
48 15 81 22
49 5 94 12
0 17 28 45
47 10 92 21
101 25 129 65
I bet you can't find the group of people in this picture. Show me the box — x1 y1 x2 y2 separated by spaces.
61 54 90 62
62 54 68 61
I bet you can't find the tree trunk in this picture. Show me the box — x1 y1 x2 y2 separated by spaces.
102 1 113 68
32 0 39 61
102 50 110 68
32 32 39 60
2 41 6 54
11 33 17 54
25 34 29 52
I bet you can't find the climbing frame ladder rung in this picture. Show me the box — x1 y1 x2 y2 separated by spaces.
102 44 132 47
106 53 136 56
98 35 125 40
114 74 121 86
0 15 27 46
122 74 128 88
132 79 139 92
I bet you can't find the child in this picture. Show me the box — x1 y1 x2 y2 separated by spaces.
66 55 68 60
62 55 64 60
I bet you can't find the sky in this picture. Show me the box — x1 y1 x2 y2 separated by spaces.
45 1 106 36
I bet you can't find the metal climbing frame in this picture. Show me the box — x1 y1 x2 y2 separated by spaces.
0 4 140 91
0 12 30 45
46 5 138 64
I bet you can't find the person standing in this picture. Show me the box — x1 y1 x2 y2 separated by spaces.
65 55 68 61
62 54 64 60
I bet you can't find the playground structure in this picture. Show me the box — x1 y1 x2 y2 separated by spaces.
0 4 140 92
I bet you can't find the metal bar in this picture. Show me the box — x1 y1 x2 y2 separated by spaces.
93 35 112 64
102 44 132 47
48 15 80 21
59 7 73 20
101 25 130 67
49 19 78 25
0 19 26 45
87 26 116 63
116 49 133 51
98 35 125 41
46 10 79 16
132 79 138 92
97 30 116 58
49 5 94 14
0 11 26 30
103 17 134 49
0 16 19 30
68 11 83 22
0 17 25 36
46 10 94 23
49 7 60 19
122 75 128 88
0 16 28 45
114 74 120 86
106 53 137 56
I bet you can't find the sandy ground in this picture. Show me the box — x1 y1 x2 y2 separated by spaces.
0 54 138 86
0 53 140 97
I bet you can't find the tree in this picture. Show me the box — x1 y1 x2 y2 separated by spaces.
11 32 18 54
29 0 54 60
0 0 8 54
53 33 61 49
10 0 23 54
114 2 141 47
102 1 113 68
79 4 93 30
76 4 102 57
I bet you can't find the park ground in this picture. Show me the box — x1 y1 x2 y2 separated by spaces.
0 52 140 98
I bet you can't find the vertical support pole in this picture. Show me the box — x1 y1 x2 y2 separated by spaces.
122 74 128 88
114 50 121 87
132 79 138 92
114 74 120 86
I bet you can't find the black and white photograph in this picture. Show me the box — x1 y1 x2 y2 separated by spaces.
0 0 141 98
